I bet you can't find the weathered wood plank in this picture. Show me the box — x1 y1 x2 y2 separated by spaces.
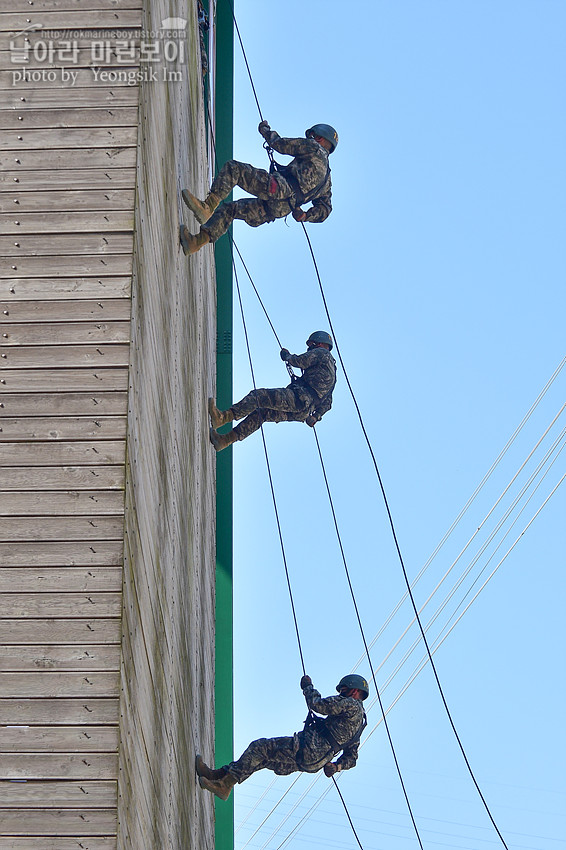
0 838 117 850
0 301 131 322
0 0 142 10
0 568 122 592
0 10 141 32
0 491 125 515
0 107 138 128
0 212 135 234
0 779 116 808
1 321 130 343
0 190 134 213
0 146 136 169
0 370 128 391
0 619 120 643
0 592 121 617
0 393 128 416
0 441 125 466
0 169 135 192
0 699 118 725
2 255 133 278
1 466 125 490
0 725 118 751
0 344 130 369
0 234 133 256
1 127 137 151
0 672 119 699
0 807 117 834
1 517 124 542
2 85 139 109
1 278 131 300
0 541 122 567
0 645 120 673
0 418 127 441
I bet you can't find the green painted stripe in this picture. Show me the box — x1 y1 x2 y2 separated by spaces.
213 1 234 848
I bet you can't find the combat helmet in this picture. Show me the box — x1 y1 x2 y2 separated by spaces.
305 123 339 153
306 331 333 351
336 674 369 700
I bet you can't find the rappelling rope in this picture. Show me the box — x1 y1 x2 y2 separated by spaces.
300 224 511 850
312 429 425 847
203 97 306 675
230 243 307 676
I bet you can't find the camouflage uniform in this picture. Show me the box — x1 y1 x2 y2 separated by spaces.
224 683 365 783
202 130 332 243
230 347 337 440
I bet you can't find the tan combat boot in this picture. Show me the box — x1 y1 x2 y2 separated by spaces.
182 189 221 224
209 427 238 452
208 397 233 429
198 772 237 801
196 754 226 782
180 226 210 256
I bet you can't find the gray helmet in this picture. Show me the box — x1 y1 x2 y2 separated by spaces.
336 674 369 700
306 330 333 350
305 123 338 152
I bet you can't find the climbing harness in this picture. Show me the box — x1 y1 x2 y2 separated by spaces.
303 709 367 756
282 357 337 422
266 147 331 212
296 709 367 772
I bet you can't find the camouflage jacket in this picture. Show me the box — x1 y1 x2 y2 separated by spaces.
264 130 332 222
298 684 365 772
287 347 337 421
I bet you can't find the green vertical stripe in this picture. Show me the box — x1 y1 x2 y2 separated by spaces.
213 1 234 849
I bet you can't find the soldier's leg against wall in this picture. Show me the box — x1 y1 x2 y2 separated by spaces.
210 161 273 201
224 736 299 783
231 387 304 420
233 409 307 441
202 198 277 243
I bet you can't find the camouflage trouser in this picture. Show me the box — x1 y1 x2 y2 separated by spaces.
231 386 312 441
225 735 301 782
202 160 296 242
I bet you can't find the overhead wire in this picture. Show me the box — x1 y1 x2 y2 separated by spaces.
360 441 566 744
237 407 565 849
351 404 566 678
349 358 566 671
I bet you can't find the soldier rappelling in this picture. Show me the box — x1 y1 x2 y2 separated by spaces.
208 331 336 451
180 121 338 255
197 674 369 801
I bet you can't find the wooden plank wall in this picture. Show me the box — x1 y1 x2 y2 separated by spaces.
0 0 141 845
117 1 217 848
0 1 218 848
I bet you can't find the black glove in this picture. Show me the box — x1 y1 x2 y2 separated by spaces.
280 348 290 361
300 674 312 689
258 120 271 139
324 762 338 777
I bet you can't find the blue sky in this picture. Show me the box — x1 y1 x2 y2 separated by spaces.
226 3 565 849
